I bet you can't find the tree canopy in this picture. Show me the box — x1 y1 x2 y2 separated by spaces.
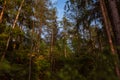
0 0 120 80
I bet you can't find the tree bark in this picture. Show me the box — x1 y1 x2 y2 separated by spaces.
0 0 6 23
12 0 24 29
100 0 120 79
108 0 120 55
100 0 116 54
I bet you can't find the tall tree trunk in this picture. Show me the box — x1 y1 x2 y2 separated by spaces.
100 0 120 79
28 17 35 80
28 56 32 80
50 29 54 56
100 0 116 54
108 0 120 55
0 0 6 23
36 22 42 53
39 23 42 40
49 27 54 72
0 0 24 62
63 33 67 58
12 0 24 29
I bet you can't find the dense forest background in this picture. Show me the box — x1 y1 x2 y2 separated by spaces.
0 0 120 80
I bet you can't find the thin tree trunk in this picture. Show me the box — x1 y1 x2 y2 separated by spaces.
0 0 6 23
108 0 120 55
63 33 67 58
64 43 67 58
28 56 32 80
39 22 42 40
50 29 54 56
12 0 24 29
28 18 35 80
100 0 120 79
49 28 54 72
0 0 24 62
36 22 42 53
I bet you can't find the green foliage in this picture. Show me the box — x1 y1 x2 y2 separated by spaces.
0 33 8 51
57 65 86 80
12 26 24 37
0 0 120 80
0 60 11 73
